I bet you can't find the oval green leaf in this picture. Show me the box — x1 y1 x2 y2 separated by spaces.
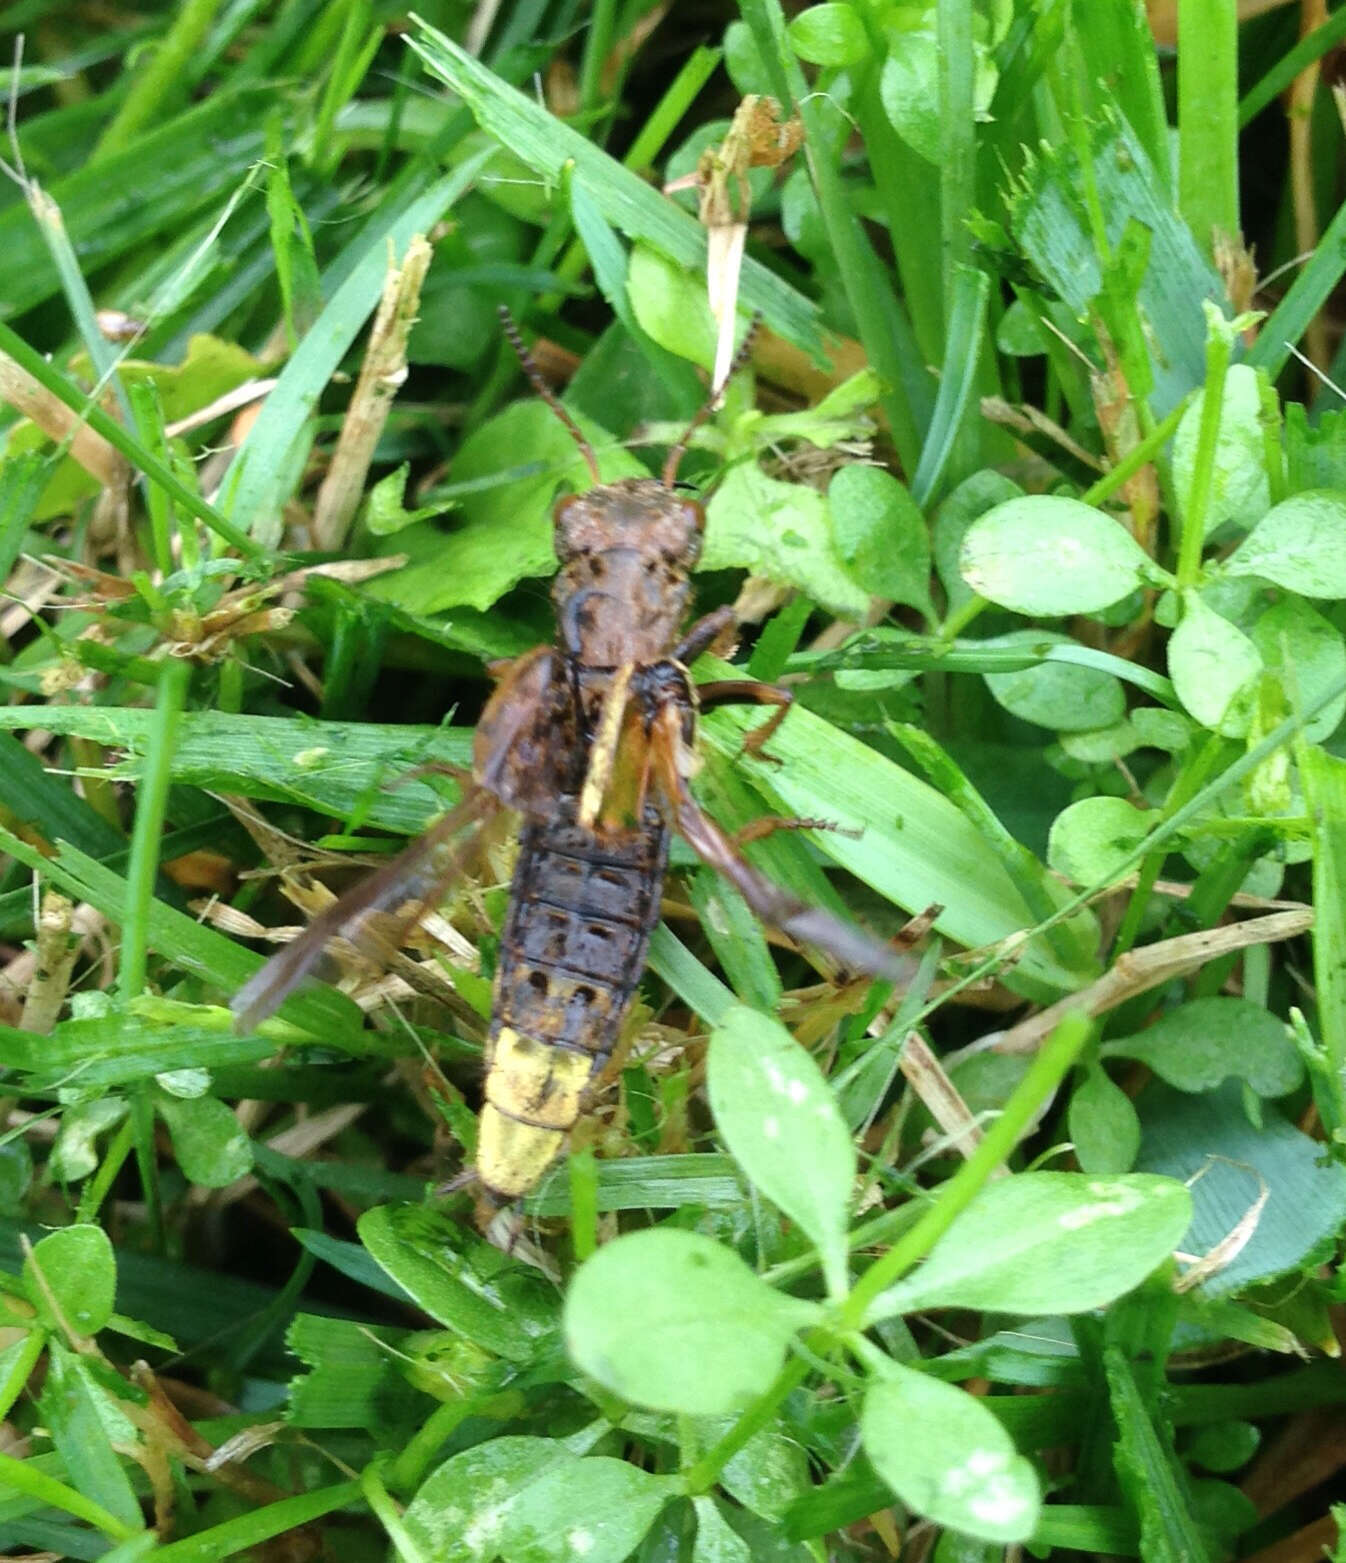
708 1004 855 1289
692 1496 753 1563
154 1090 252 1187
788 3 869 66
24 1225 116 1336
628 243 717 368
960 496 1150 616
862 1364 1040 1542
1068 1064 1140 1174
404 1437 576 1563
704 462 870 619
564 1228 820 1414
1225 490 1346 597
934 470 1023 614
359 1205 558 1363
1251 595 1346 743
1167 593 1262 733
879 38 940 163
982 631 1126 732
1102 996 1303 1098
866 1171 1192 1318
1047 796 1152 885
829 464 933 616
499 1456 673 1563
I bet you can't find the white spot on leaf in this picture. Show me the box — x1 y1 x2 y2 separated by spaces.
969 1472 1035 1527
1058 1181 1145 1229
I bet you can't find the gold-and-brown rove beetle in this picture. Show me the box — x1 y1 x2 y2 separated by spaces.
232 311 916 1232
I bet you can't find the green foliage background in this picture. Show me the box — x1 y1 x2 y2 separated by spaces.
1 1 1346 1559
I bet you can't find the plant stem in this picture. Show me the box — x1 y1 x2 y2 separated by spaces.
1300 747 1346 1132
1176 326 1233 587
77 1115 136 1224
579 0 620 117
0 321 261 558
120 657 191 1001
682 1348 813 1494
1081 394 1191 512
841 1011 1092 1327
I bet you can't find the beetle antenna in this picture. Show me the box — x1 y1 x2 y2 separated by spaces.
660 314 761 487
499 305 601 484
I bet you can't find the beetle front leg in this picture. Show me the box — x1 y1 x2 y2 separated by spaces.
672 605 738 664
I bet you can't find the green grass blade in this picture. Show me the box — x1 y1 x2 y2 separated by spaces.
853 71 943 368
0 827 368 1048
0 731 126 859
405 16 827 361
1075 0 1169 188
21 184 132 426
524 1153 745 1217
911 265 990 505
1239 6 1346 127
1105 1344 1214 1563
1301 746 1346 1132
0 706 473 836
0 86 277 322
147 1482 362 1563
938 0 977 297
0 1452 140 1544
697 661 1097 993
94 0 230 157
622 44 721 173
1246 195 1346 381
0 318 259 556
220 158 489 544
737 0 924 467
647 923 735 1027
0 449 47 584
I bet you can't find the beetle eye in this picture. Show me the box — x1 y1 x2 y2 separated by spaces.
553 495 581 525
679 499 705 532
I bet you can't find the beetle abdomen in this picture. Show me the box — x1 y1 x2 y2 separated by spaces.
476 803 669 1202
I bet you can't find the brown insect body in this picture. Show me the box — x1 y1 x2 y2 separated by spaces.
471 479 706 1212
231 324 918 1233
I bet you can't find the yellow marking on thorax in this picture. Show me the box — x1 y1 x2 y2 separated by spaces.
476 1026 594 1200
578 662 634 829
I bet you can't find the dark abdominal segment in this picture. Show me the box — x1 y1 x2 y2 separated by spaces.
476 802 670 1201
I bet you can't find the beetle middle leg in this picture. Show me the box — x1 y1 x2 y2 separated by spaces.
697 678 794 761
389 759 474 789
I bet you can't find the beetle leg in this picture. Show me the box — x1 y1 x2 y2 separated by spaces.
733 814 862 847
672 604 737 664
388 759 474 789
649 707 914 982
697 677 794 762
